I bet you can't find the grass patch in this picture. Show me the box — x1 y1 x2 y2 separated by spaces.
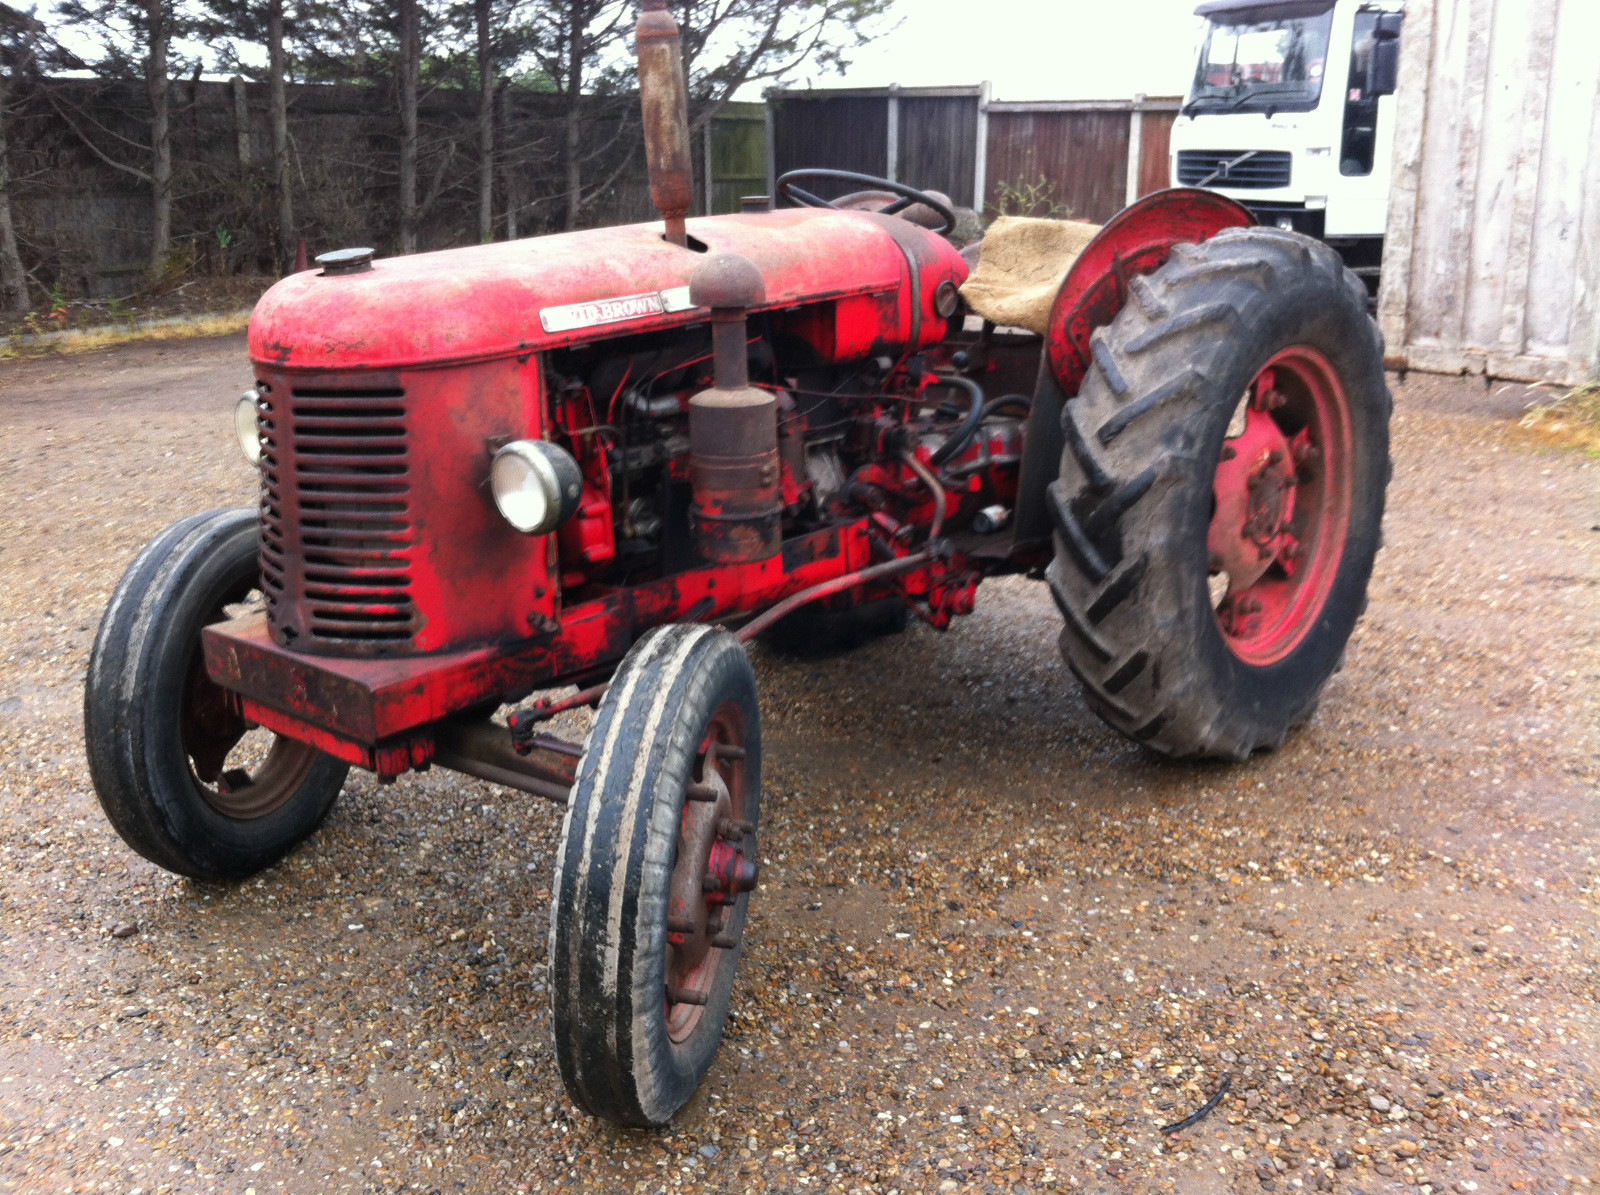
1517 382 1600 453
0 310 251 361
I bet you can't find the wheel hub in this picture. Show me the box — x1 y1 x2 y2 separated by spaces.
1206 354 1354 664
665 728 758 1035
181 612 320 820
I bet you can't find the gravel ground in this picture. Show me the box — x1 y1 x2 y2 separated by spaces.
1 338 1597 1195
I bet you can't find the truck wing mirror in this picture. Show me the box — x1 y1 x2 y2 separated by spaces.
1366 12 1404 97
1366 38 1400 96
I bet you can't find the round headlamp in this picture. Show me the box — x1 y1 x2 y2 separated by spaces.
490 440 583 535
234 390 262 465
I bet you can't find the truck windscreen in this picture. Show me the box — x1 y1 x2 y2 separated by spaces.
1185 9 1336 115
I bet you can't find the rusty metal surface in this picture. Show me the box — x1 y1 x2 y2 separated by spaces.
256 359 554 658
635 0 694 247
688 251 782 563
202 523 871 745
248 208 965 373
432 717 575 803
688 252 766 313
1044 187 1255 397
666 720 758 1032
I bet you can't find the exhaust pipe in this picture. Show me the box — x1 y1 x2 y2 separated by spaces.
635 0 693 247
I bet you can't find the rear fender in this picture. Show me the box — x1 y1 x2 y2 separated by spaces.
1012 188 1255 550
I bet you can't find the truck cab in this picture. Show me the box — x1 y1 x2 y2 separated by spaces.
1169 0 1404 293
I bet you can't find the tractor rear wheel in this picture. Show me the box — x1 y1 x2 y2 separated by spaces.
84 508 349 880
1047 226 1391 760
549 625 761 1126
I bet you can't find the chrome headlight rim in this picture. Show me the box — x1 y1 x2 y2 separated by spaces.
490 439 583 535
234 390 262 465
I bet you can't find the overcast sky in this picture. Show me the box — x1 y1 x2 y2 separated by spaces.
780 0 1209 101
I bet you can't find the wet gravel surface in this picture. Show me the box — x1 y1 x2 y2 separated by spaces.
1 339 1597 1195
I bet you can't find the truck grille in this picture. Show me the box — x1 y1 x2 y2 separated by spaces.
258 382 419 654
1176 150 1293 189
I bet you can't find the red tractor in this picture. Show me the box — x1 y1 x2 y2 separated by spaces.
83 1 1389 1127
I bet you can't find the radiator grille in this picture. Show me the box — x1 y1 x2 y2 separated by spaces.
1176 150 1293 189
259 382 419 653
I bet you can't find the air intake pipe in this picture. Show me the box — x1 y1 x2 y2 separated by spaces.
635 0 693 247
687 253 781 563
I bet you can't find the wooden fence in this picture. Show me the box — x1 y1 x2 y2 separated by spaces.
766 86 1181 225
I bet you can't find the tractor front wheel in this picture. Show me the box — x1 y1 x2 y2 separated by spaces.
1047 226 1391 760
549 625 762 1126
84 509 349 880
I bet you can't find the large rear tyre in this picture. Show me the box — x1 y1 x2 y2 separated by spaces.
1047 227 1391 760
549 625 762 1126
84 509 349 880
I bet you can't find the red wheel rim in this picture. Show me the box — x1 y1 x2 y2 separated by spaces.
664 703 757 1043
181 593 321 819
1207 346 1354 666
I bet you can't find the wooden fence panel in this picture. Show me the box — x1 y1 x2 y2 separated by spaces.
709 113 767 213
1138 110 1178 197
897 96 978 207
770 95 888 191
985 110 1131 223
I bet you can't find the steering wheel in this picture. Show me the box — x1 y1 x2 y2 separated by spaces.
776 168 956 236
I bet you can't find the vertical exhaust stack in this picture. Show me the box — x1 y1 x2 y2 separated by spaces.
635 0 694 247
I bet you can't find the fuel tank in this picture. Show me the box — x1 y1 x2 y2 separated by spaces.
249 208 970 373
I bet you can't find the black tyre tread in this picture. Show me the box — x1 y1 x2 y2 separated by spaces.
1047 227 1392 760
549 625 759 1127
84 508 348 880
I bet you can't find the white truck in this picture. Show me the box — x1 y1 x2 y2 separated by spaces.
1169 0 1404 294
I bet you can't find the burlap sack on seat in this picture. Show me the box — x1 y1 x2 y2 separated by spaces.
959 215 1102 335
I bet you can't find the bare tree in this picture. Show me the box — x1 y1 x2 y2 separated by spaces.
397 0 419 251
266 0 292 264
672 0 893 127
0 5 61 311
529 1 628 231
53 0 190 267
0 70 27 312
474 0 492 241
197 0 306 270
143 0 170 261
529 0 889 231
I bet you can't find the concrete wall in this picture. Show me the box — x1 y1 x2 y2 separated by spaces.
1379 0 1600 385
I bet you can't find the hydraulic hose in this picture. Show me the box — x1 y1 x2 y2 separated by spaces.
929 375 985 467
901 450 947 540
981 394 1032 421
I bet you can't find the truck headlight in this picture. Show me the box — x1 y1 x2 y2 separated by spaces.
234 391 262 465
490 440 583 534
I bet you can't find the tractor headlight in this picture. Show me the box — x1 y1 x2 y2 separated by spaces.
234 390 262 465
490 440 583 535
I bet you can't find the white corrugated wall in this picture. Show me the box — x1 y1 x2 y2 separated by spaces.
1379 0 1600 385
